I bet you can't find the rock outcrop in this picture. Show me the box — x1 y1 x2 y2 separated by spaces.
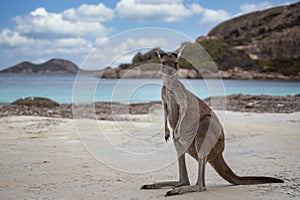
12 97 60 108
205 2 300 74
1 95 300 119
98 67 202 79
204 94 300 113
208 2 300 60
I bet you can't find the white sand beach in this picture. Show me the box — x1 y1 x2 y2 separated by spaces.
0 111 299 199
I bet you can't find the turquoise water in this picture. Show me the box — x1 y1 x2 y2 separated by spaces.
0 74 299 104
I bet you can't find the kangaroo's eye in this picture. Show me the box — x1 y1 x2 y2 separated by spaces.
161 61 166 65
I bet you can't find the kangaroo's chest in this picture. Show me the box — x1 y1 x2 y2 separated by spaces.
164 78 188 130
166 90 180 129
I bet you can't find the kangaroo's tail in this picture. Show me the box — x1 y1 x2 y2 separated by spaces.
209 154 284 185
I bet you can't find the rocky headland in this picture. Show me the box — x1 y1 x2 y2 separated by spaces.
98 2 300 80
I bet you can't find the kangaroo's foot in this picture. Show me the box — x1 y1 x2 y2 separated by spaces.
141 181 190 189
165 185 206 196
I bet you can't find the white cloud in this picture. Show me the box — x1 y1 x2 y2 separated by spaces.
13 6 113 38
62 3 114 22
0 29 92 54
200 9 230 24
116 0 228 26
123 37 168 49
135 0 184 4
190 4 204 14
82 37 169 70
95 37 109 45
0 28 92 67
239 2 272 13
0 3 116 68
0 29 34 47
116 0 200 22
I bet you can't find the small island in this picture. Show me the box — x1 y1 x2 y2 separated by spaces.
0 59 79 74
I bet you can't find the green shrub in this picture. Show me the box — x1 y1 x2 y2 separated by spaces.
257 57 300 75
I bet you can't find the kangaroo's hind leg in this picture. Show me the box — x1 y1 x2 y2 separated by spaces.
141 140 190 189
165 117 222 196
165 156 207 196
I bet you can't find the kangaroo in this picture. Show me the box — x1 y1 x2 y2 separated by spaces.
141 47 283 196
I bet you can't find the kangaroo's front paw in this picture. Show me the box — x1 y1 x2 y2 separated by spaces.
165 132 170 142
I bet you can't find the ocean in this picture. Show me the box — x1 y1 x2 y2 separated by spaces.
1 74 300 104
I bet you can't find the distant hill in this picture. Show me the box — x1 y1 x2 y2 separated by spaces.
99 2 299 80
0 59 79 74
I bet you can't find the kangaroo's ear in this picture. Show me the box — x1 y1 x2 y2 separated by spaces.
176 45 185 59
156 50 167 60
155 50 161 59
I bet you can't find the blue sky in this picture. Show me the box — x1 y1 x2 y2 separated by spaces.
0 0 298 70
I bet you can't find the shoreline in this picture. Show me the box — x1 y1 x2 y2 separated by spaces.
99 67 300 81
1 71 300 81
0 94 299 120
